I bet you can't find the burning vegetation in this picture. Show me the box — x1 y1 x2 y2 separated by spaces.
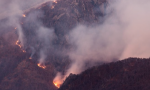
11 0 107 89
16 40 22 48
0 0 117 90
22 14 26 17
53 81 60 88
37 63 46 69
53 0 57 3
15 40 26 53
59 58 150 90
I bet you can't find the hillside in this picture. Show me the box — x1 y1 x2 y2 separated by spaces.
59 58 150 90
0 0 107 90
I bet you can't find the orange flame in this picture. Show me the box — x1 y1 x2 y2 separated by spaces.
23 50 26 53
16 40 26 53
53 0 57 3
51 5 55 9
37 63 46 69
53 81 60 88
16 40 22 48
22 14 26 17
51 0 57 9
29 57 32 59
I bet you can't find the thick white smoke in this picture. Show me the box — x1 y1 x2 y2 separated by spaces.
54 0 150 85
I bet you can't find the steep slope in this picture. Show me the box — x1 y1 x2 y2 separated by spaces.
0 36 57 90
22 0 107 50
0 60 57 90
59 58 150 90
0 0 107 90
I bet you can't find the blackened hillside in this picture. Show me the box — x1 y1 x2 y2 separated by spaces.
59 58 150 90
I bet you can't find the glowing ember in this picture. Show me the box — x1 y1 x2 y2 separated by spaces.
53 0 57 3
53 81 60 88
16 40 26 53
37 63 46 69
22 14 26 17
51 5 55 9
22 50 26 53
16 40 22 48
29 57 32 59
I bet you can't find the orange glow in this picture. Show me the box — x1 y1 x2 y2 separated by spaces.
53 81 60 88
29 57 32 59
15 27 17 29
16 40 22 48
22 50 26 53
51 5 54 9
37 63 46 69
51 0 57 9
16 40 26 53
53 0 57 3
22 14 26 17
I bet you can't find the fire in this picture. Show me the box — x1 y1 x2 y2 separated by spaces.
22 50 26 53
16 40 26 53
53 81 60 88
53 0 57 3
37 63 46 69
22 14 26 17
16 40 22 48
53 72 65 88
51 5 55 9
51 0 57 9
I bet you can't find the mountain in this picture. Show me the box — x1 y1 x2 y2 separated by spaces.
59 58 150 90
0 38 57 90
0 0 107 90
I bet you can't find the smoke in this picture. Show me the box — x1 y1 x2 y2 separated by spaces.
53 72 64 87
54 0 150 85
1 0 150 87
4 0 25 47
29 46 35 59
0 0 56 64
0 0 53 45
39 50 47 64
37 26 55 64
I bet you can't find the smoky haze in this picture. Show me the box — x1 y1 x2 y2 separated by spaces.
54 0 150 85
0 0 55 63
0 0 150 87
0 0 52 19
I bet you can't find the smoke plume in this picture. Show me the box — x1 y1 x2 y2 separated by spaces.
0 0 55 64
54 0 150 85
37 26 55 64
